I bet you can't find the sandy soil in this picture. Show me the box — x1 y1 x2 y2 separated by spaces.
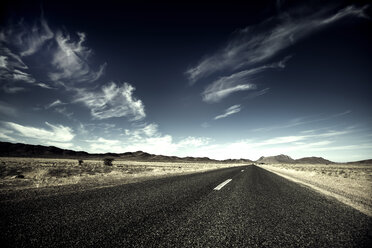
0 157 246 191
257 163 372 216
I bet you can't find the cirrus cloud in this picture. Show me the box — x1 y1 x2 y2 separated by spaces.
2 121 74 143
48 31 106 83
75 82 146 121
214 105 241 120
186 5 368 83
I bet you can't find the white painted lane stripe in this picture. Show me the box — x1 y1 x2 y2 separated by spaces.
213 179 232 191
241 170 244 172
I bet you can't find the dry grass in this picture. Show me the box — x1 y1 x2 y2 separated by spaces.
257 163 372 216
0 157 245 190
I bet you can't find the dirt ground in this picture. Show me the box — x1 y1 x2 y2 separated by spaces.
0 157 246 191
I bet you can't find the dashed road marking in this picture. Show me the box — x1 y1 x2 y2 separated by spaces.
241 170 244 172
213 179 232 191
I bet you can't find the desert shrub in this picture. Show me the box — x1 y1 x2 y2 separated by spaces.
103 158 114 166
78 160 84 166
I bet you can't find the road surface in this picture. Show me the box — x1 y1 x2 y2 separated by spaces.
0 165 371 247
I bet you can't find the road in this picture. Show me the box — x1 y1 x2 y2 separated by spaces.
0 165 371 247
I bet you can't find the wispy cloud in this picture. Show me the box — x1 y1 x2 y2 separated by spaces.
125 123 160 139
252 129 353 148
3 121 74 143
0 128 17 142
49 31 106 83
0 48 28 70
203 83 255 103
252 110 352 132
0 16 148 123
2 85 26 93
0 48 38 86
75 82 146 121
12 69 36 83
85 137 124 153
54 107 74 118
186 5 368 83
0 18 52 88
19 18 54 56
307 143 372 152
258 135 307 146
45 99 66 109
0 17 106 91
244 87 270 99
0 18 54 57
202 57 289 103
214 104 241 120
177 136 210 147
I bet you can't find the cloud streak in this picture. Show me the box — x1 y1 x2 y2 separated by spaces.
19 18 54 57
3 121 74 142
0 18 52 88
0 18 54 57
252 110 352 132
186 5 368 83
76 82 146 121
214 105 241 120
0 17 106 91
49 31 106 83
45 99 66 109
0 16 149 123
202 57 289 103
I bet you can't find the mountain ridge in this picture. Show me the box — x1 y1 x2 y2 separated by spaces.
1 141 368 164
256 154 334 164
0 141 252 163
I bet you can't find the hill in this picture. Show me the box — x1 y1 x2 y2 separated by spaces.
295 156 333 164
0 141 252 163
256 154 295 164
347 159 372 165
256 155 334 164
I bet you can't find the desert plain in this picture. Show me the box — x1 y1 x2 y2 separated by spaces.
0 157 245 191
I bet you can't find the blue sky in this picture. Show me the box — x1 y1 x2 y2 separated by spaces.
0 0 371 162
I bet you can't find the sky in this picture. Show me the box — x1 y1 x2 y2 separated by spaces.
0 0 371 162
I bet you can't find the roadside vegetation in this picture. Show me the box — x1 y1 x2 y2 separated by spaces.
0 157 245 190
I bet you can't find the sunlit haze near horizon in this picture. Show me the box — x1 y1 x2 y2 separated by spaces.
0 0 371 162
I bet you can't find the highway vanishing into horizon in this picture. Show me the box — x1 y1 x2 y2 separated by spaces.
0 165 371 247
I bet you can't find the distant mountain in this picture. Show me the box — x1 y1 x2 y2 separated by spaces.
0 141 252 163
256 154 295 164
295 156 333 164
347 159 372 165
256 154 334 164
2 142 348 164
0 141 92 158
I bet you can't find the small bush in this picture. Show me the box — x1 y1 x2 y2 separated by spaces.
103 158 114 166
78 160 84 166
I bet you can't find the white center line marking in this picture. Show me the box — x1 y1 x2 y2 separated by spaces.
213 179 232 191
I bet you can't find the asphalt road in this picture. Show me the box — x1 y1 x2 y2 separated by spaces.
0 165 371 247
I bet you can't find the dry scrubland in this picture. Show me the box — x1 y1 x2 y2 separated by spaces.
257 163 372 216
0 157 245 191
